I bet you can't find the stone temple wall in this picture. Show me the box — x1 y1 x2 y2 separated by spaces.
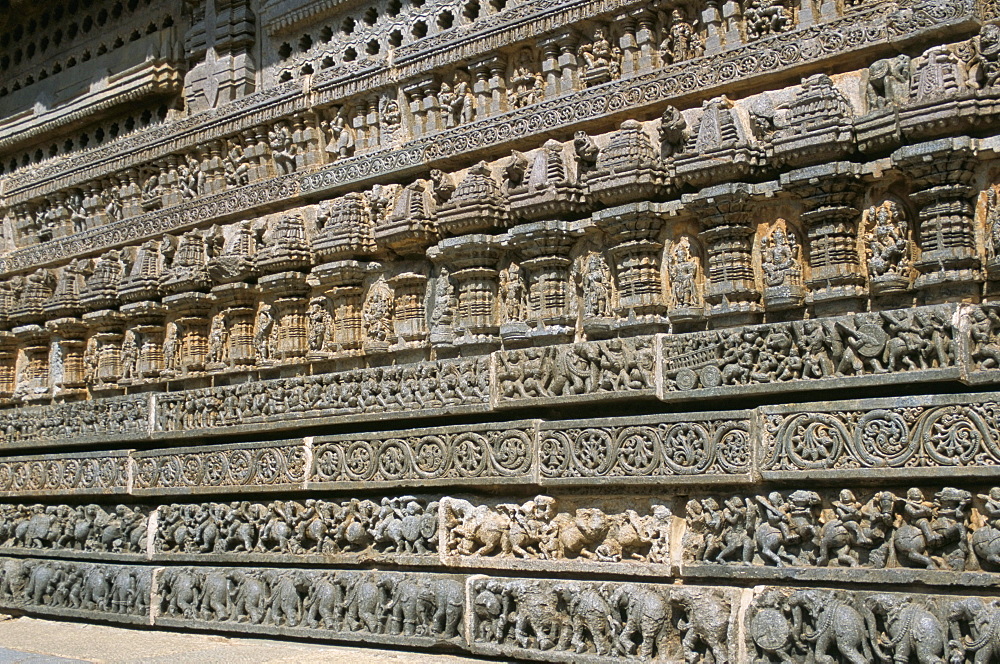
4 0 1000 661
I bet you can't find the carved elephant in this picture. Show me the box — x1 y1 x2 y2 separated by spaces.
305 574 345 629
198 571 231 621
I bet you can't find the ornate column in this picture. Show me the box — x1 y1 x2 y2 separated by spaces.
420 79 444 135
0 333 16 399
783 162 867 316
210 283 256 369
122 301 168 379
428 235 502 348
618 12 640 76
159 156 182 207
309 260 373 356
594 203 670 332
203 141 226 194
507 220 584 343
292 112 324 170
13 325 50 403
895 138 982 301
82 310 126 391
247 128 271 182
403 82 428 138
257 272 309 363
162 293 213 374
388 273 429 345
556 30 581 94
45 319 88 395
119 168 143 218
685 183 763 326
537 36 562 99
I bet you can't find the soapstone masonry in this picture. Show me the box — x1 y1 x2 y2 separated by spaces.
8 0 1000 660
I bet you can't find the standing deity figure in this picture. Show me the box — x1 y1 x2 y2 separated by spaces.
308 299 329 353
439 72 475 128
582 253 613 318
662 9 703 64
986 188 1000 259
268 123 296 174
499 263 526 322
323 106 356 160
669 236 701 307
207 315 228 366
509 48 544 108
120 330 138 381
431 267 455 328
254 306 274 362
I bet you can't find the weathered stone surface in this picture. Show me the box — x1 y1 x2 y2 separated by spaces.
7 0 1000 657
155 567 467 649
0 450 130 499
0 557 152 625
131 440 308 496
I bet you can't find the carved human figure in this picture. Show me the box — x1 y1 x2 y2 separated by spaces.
865 201 911 280
579 27 620 78
119 330 138 382
268 122 296 174
254 306 274 362
669 236 701 308
430 267 455 329
761 227 801 288
224 141 250 187
662 8 703 64
499 263 525 322
581 253 613 318
207 314 228 366
323 106 356 160
742 0 791 40
439 72 475 128
509 48 544 108
363 278 394 345
307 299 329 353
380 96 403 143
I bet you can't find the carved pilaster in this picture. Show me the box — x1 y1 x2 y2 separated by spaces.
0 332 16 399
13 324 50 403
507 220 584 342
594 203 669 331
309 261 373 356
388 273 429 345
122 301 168 379
162 293 213 375
895 138 982 301
45 318 88 393
82 310 126 390
685 183 763 326
428 235 501 347
783 162 867 316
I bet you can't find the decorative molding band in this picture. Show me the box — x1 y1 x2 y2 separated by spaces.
0 0 980 277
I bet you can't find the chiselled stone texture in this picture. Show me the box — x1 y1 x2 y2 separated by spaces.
155 567 466 648
131 440 308 496
0 451 130 499
9 0 1000 657
0 557 153 626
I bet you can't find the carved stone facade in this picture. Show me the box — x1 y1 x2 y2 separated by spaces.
4 0 1000 658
